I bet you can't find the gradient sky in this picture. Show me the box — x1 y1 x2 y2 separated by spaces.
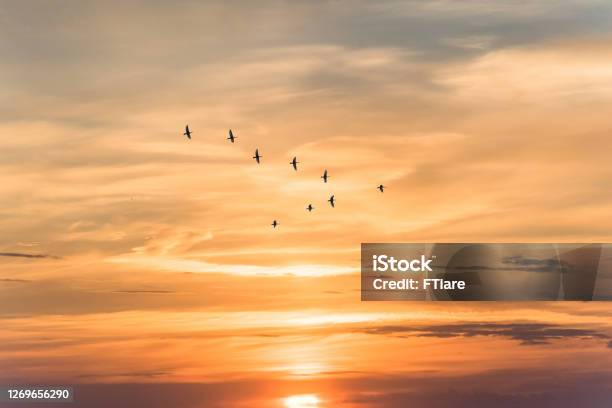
2 1 612 407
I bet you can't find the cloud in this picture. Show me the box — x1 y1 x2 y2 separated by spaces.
0 252 59 259
361 321 610 345
78 370 170 380
436 40 612 107
502 256 564 272
112 290 175 294
107 254 358 277
432 256 564 273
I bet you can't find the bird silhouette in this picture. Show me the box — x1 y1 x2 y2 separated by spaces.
378 184 385 193
253 149 262 163
183 125 192 139
271 220 279 228
321 169 329 183
306 204 314 212
227 129 237 143
290 156 299 171
328 195 335 208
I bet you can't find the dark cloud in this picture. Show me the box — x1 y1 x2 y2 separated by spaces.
0 278 30 283
78 370 170 379
0 252 59 259
3 0 612 126
346 387 612 408
112 290 175 294
432 256 564 274
360 321 610 345
502 256 565 272
340 368 612 408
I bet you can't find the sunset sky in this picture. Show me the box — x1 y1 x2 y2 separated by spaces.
2 1 612 407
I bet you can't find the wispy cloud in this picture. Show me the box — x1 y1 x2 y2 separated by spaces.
112 290 175 294
361 321 611 346
108 255 357 277
0 252 59 259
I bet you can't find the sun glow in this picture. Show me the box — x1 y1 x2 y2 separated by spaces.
285 362 326 376
283 394 320 408
107 255 357 277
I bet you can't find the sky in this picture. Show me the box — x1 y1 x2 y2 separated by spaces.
1 1 612 407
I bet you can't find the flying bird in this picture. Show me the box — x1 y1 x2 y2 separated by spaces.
271 220 279 228
227 129 237 143
290 156 299 171
306 204 314 212
183 125 192 140
253 149 262 164
321 169 329 183
328 195 335 208
378 184 385 193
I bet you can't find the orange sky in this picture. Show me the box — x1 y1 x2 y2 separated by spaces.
2 1 612 407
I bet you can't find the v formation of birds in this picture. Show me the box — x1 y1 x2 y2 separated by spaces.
183 125 385 228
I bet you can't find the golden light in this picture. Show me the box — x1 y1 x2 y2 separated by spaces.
283 394 320 408
285 362 325 376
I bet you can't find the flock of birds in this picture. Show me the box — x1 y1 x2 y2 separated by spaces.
183 125 386 228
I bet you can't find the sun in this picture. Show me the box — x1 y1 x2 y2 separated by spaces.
283 394 320 408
